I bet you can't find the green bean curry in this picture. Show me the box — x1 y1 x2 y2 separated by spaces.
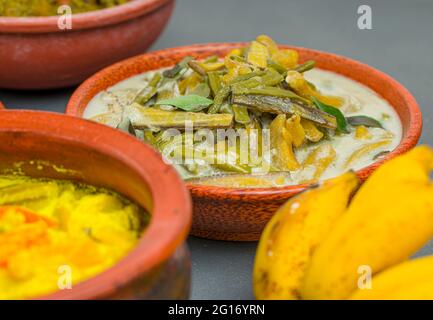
85 35 402 188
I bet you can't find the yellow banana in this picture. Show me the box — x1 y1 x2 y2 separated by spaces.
349 255 433 300
301 146 433 300
253 172 359 299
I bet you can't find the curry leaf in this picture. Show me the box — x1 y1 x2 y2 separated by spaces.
312 97 348 133
347 115 383 129
156 95 214 112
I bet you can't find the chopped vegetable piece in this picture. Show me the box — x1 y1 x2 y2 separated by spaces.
126 106 233 129
219 103 234 114
90 112 122 128
272 49 299 69
270 114 300 171
162 56 193 78
178 73 202 95
247 41 269 68
294 60 316 73
303 144 337 181
155 95 214 112
208 86 231 114
232 94 337 129
373 150 390 160
190 83 211 98
134 73 161 105
347 115 383 129
345 140 391 168
301 119 324 142
355 125 372 140
232 105 251 124
116 115 136 136
286 70 344 107
197 61 225 72
256 35 279 55
0 183 58 205
267 59 287 73
261 68 284 86
204 55 219 63
213 163 251 174
285 114 306 148
207 71 222 97
232 86 310 104
157 81 180 102
228 71 266 84
188 60 207 76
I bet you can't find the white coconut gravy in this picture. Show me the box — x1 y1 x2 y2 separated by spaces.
85 67 402 188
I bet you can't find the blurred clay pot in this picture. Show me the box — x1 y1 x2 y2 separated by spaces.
0 110 191 299
0 0 174 89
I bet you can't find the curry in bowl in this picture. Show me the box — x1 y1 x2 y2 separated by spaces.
0 0 130 16
85 35 402 188
0 174 148 299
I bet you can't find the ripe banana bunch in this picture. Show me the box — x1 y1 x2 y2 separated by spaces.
253 146 433 300
253 172 359 299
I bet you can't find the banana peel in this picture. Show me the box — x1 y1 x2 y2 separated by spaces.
253 172 359 299
301 146 433 299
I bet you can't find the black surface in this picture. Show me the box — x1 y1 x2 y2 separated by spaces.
1 0 432 299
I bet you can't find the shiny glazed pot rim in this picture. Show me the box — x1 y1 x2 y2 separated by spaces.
66 42 422 201
0 110 191 299
0 0 172 33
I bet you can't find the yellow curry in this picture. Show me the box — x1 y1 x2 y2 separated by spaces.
0 175 147 299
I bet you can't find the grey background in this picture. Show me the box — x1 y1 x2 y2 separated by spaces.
1 0 432 299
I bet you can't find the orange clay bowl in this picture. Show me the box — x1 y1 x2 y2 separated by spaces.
66 43 422 241
0 0 174 89
0 109 191 299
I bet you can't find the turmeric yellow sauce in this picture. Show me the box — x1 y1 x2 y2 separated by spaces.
0 175 148 299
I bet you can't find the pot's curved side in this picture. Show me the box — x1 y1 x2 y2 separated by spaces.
190 195 286 241
108 243 191 300
0 1 174 89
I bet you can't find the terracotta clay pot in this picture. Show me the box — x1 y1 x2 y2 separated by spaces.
0 110 192 299
66 43 422 241
0 0 174 89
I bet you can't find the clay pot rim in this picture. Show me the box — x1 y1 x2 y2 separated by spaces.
0 0 172 33
0 110 191 299
66 42 422 201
